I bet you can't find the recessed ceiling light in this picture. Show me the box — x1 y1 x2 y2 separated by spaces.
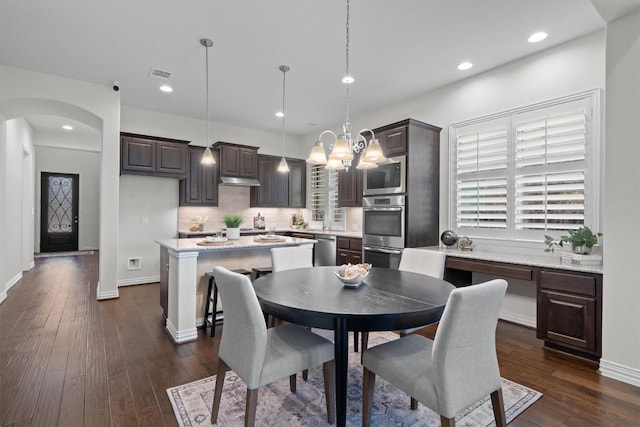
275 111 284 118
528 32 548 43
62 125 73 130
342 75 354 84
159 85 173 93
457 62 473 71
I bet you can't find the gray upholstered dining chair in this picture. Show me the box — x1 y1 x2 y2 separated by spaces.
360 248 447 353
210 267 336 426
361 279 508 427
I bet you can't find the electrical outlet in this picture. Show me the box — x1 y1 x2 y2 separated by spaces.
127 257 142 270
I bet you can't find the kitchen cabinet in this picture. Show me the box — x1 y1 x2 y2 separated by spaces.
213 142 258 179
537 268 602 361
338 153 363 207
337 237 362 265
179 146 219 206
377 125 407 156
250 155 307 208
120 132 189 178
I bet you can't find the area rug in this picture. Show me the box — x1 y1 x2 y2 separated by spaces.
167 331 542 426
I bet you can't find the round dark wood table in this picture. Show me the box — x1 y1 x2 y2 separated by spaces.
253 266 455 427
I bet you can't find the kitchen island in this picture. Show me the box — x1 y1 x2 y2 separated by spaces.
155 235 316 343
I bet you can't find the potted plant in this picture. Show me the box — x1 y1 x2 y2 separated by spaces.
544 226 601 254
223 214 243 240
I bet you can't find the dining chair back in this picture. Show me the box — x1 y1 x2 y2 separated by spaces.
210 266 335 426
270 245 314 272
362 279 508 427
398 248 446 278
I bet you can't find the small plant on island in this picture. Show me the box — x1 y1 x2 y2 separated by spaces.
544 226 601 254
223 214 244 228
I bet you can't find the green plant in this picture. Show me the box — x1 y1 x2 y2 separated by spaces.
223 214 243 228
544 226 601 252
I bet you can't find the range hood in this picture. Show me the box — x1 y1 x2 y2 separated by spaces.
219 176 260 187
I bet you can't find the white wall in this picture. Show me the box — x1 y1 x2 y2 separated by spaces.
304 30 606 328
118 175 179 286
34 145 101 252
0 64 121 300
0 118 34 302
600 10 640 386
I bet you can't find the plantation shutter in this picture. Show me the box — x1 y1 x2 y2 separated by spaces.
455 124 509 230
514 107 587 231
310 165 325 222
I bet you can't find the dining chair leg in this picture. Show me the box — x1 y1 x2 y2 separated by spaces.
360 332 369 364
211 359 230 424
491 388 507 427
362 367 376 427
410 397 418 410
440 415 456 427
353 331 359 352
244 388 259 427
302 369 308 381
289 373 297 393
322 360 336 425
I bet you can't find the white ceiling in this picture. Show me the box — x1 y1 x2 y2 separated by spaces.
0 0 605 137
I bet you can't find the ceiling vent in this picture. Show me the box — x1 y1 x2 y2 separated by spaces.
149 68 171 79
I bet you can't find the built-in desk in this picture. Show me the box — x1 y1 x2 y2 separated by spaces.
422 246 603 363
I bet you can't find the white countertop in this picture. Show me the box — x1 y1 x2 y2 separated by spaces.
156 235 317 253
420 245 603 274
178 228 363 239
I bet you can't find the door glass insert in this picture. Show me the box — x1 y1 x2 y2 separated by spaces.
48 176 73 233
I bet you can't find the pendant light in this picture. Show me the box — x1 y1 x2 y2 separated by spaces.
200 38 216 165
305 0 386 170
277 65 290 173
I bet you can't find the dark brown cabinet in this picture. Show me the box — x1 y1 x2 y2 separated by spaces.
338 160 363 207
120 132 189 178
213 142 258 179
179 146 219 206
337 237 362 265
537 269 602 360
377 125 408 156
250 155 306 208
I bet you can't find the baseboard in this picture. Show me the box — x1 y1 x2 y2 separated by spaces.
499 310 536 328
118 276 160 287
96 281 120 300
599 359 640 387
0 291 6 305
6 272 22 292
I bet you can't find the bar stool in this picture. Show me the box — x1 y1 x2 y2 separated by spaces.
251 266 272 281
203 268 251 337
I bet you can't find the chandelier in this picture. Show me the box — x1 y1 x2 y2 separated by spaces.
200 38 216 165
306 0 386 170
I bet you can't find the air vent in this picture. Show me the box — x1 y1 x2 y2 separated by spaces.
149 68 172 79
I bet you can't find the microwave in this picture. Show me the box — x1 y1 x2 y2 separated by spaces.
362 155 406 196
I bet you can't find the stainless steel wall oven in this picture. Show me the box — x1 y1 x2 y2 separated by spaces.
363 195 405 269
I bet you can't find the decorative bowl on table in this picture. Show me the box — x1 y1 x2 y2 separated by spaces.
335 263 372 287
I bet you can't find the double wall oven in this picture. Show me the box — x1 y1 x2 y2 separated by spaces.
362 194 405 269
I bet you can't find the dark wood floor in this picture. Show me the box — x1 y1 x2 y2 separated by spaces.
1 253 638 426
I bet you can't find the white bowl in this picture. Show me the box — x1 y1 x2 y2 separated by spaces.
334 271 367 287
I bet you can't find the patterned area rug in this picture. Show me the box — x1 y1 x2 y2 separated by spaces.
167 331 542 426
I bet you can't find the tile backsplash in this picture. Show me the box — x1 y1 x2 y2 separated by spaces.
179 186 363 233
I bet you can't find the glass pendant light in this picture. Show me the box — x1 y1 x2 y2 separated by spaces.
277 65 290 173
200 38 216 165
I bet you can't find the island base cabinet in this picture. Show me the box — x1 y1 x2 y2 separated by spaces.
536 269 601 361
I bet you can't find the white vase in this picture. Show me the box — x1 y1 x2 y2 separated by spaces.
226 227 240 240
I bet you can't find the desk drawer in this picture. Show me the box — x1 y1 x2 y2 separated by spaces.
446 258 534 281
539 270 596 296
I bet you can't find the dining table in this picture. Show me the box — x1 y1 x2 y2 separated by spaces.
253 266 456 427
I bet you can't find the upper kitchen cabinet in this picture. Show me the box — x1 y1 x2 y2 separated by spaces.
338 153 363 207
120 132 189 178
250 155 306 208
376 125 407 156
212 142 258 179
179 146 219 206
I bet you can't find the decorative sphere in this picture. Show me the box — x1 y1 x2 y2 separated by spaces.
440 230 458 247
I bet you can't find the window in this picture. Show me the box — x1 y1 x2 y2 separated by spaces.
449 90 601 242
309 165 343 227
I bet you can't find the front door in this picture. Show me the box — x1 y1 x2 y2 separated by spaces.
40 172 79 252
